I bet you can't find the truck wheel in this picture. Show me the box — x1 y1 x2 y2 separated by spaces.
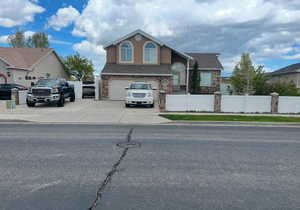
70 94 75 102
26 100 35 107
57 95 65 107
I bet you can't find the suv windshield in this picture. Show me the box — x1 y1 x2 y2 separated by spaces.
36 79 60 87
130 83 152 90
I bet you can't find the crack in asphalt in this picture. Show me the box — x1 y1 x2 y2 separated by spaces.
87 128 134 210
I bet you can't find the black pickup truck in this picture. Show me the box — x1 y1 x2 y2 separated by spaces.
27 79 75 107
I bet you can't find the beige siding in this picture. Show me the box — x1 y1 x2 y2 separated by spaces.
106 46 117 63
115 35 164 65
160 47 172 64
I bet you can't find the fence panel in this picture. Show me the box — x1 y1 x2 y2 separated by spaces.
279 96 300 113
166 95 188 111
187 95 214 112
222 95 271 113
166 95 214 112
68 81 82 100
18 90 28 104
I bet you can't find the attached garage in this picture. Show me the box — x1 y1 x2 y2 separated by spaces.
108 78 159 100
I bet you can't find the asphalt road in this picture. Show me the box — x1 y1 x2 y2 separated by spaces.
0 123 299 210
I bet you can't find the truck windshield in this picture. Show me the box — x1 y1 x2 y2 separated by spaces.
36 79 60 86
130 84 152 90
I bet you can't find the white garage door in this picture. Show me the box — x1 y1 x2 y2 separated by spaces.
108 79 159 100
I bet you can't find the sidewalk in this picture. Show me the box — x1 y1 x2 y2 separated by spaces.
160 112 300 117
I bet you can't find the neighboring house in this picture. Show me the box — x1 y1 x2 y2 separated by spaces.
0 47 68 87
220 77 233 95
101 29 223 100
268 63 300 89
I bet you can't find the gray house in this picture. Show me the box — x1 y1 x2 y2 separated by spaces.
268 63 300 89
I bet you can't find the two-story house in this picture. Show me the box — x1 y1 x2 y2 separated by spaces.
101 29 223 100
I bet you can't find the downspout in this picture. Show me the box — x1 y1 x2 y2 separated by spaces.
186 59 190 94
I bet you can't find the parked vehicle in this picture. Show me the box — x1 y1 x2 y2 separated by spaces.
0 84 28 100
26 79 75 107
82 81 95 98
125 82 156 108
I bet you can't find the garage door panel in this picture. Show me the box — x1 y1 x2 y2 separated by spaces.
109 79 159 101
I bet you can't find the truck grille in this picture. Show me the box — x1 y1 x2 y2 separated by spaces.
32 89 51 96
132 93 146 98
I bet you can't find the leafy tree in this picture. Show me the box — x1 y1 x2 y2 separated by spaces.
64 53 95 81
190 61 199 94
268 81 300 96
8 30 50 48
253 66 270 95
7 29 27 48
27 32 49 48
231 53 257 95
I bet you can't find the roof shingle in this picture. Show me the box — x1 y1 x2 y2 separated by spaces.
0 47 53 69
269 63 300 76
187 53 223 70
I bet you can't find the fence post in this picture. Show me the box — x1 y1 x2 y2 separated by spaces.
159 91 166 112
271 92 279 114
214 91 222 112
11 88 19 105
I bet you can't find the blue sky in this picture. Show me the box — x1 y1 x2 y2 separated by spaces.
1 0 300 75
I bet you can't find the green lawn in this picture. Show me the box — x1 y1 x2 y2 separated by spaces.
160 114 300 123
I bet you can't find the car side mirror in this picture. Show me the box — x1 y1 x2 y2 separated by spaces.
125 87 129 90
31 82 35 87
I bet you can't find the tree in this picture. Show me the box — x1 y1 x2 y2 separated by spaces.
190 61 199 94
8 30 50 48
7 29 27 48
27 32 49 48
231 53 259 95
268 81 300 96
253 66 270 95
64 53 95 81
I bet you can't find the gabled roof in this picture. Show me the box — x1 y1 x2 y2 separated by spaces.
103 29 193 60
187 53 223 70
0 47 54 70
269 63 300 76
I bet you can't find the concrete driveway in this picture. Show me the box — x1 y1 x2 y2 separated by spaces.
0 100 170 124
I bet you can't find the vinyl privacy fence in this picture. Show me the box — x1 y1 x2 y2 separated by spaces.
165 94 300 113
166 95 214 112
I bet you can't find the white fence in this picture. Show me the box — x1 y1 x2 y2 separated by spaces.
221 95 271 113
68 81 82 100
279 97 300 113
166 95 214 112
166 94 300 113
18 90 28 104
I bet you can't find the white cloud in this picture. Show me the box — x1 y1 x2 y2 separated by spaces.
47 6 80 31
65 0 300 73
73 40 106 71
0 0 44 27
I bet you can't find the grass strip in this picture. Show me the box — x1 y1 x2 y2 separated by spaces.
160 114 300 123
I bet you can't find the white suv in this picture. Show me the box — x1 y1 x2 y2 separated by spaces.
125 82 156 108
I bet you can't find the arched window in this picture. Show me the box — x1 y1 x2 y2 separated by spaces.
120 41 133 62
144 42 157 63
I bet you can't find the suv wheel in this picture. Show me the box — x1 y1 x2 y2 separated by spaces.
26 100 35 107
70 94 75 102
57 95 65 107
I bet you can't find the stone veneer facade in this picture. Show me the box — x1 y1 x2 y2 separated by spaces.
189 70 221 94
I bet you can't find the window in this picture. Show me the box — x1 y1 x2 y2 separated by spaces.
200 72 212 86
144 42 157 63
120 41 133 62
